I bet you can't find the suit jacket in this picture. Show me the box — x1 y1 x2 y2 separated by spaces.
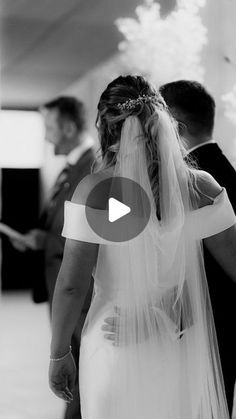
189 143 236 346
34 148 95 309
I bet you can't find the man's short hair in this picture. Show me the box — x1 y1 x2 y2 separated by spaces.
43 96 86 132
159 80 215 137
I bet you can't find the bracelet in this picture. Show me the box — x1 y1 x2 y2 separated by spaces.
50 345 72 362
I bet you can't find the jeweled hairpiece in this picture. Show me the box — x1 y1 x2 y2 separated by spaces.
117 93 167 112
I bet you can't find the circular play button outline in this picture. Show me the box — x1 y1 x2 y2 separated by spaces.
85 176 151 242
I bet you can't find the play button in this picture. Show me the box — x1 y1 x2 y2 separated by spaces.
85 176 151 242
108 198 131 222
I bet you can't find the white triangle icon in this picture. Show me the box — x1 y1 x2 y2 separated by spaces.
108 197 131 223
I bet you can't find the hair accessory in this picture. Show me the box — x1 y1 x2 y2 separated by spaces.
117 93 167 112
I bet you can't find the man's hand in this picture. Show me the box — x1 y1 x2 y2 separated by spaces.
24 229 46 250
102 316 119 345
102 306 120 346
102 309 152 346
10 239 28 252
10 229 46 252
102 305 183 345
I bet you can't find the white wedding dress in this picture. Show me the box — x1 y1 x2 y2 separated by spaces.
62 187 236 419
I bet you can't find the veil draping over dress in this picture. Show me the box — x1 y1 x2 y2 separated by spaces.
62 112 236 419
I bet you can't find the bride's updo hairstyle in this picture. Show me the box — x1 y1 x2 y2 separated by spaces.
95 75 192 210
97 75 172 161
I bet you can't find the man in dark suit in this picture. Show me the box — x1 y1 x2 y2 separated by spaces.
12 96 95 419
160 80 236 416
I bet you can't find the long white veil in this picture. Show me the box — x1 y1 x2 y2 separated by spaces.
95 110 229 419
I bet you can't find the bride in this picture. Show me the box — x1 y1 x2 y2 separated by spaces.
49 75 236 419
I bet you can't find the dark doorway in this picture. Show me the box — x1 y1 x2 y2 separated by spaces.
1 168 40 290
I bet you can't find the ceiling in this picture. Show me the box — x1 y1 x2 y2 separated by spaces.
0 0 176 109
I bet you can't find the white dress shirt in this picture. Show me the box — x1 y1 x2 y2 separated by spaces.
66 133 94 165
187 139 215 154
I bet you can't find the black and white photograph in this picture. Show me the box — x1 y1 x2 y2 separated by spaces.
0 1 236 418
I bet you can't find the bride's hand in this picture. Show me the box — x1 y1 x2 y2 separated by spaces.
49 353 76 403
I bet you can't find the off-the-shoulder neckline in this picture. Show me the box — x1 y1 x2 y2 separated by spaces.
65 188 226 215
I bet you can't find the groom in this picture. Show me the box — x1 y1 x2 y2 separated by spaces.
160 80 236 416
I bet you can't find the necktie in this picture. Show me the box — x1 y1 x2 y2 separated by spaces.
38 163 72 228
49 163 71 203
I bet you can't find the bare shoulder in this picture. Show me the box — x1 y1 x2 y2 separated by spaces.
195 170 223 205
72 170 111 209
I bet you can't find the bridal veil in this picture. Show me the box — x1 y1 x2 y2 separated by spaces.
96 110 230 419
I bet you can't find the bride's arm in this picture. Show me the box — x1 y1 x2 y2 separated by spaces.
50 238 98 358
50 172 107 358
49 173 104 401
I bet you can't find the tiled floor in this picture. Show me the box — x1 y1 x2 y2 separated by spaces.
0 291 65 419
0 291 235 419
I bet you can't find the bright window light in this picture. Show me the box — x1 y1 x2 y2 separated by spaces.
0 110 44 168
